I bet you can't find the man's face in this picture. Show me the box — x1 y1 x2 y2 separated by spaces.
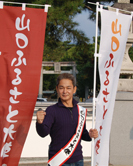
56 79 76 102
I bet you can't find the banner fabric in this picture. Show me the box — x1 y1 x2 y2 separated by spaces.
0 5 47 166
94 8 132 166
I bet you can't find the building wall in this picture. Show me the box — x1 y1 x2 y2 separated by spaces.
109 92 133 165
118 0 130 3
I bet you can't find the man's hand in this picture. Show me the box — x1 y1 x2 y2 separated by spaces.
36 109 46 124
89 128 98 139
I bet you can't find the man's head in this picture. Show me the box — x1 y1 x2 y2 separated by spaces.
56 73 76 87
56 73 77 104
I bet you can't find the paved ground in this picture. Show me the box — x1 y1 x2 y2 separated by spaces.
19 158 127 166
19 163 116 166
19 162 91 166
19 163 126 166
19 157 93 166
19 161 115 166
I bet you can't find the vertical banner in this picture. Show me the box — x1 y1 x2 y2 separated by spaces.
94 9 132 166
0 5 47 166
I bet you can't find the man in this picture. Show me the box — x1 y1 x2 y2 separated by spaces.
36 73 98 166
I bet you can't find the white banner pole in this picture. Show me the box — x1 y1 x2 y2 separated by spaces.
91 2 99 166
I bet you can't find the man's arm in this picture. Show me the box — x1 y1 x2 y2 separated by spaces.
81 123 98 141
36 109 46 124
36 107 54 137
81 123 92 141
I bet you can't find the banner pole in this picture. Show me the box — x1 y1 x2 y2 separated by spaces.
91 2 99 166
1 1 51 8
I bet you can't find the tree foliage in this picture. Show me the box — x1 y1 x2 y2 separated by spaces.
129 45 133 62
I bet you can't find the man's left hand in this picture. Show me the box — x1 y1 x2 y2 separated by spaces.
89 128 98 139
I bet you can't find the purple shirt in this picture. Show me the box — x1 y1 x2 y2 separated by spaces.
36 98 91 164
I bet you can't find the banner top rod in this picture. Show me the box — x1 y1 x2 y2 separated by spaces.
0 1 51 11
87 1 133 15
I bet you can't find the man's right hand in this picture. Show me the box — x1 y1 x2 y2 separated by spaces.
36 110 46 124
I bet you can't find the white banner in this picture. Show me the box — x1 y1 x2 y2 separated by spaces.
94 8 132 166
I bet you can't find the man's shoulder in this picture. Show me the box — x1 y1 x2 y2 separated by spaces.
46 102 58 111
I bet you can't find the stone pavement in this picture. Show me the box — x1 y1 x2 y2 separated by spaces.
18 158 115 166
19 162 91 166
19 157 92 166
19 157 128 166
18 162 116 166
19 163 126 166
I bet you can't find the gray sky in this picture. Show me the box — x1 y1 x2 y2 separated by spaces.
73 10 96 43
73 2 114 43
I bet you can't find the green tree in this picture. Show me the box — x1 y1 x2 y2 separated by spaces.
60 37 100 98
129 45 133 62
37 0 91 94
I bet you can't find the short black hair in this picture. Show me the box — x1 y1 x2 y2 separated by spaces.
56 73 76 87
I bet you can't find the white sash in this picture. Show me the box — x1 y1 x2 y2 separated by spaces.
48 105 87 166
